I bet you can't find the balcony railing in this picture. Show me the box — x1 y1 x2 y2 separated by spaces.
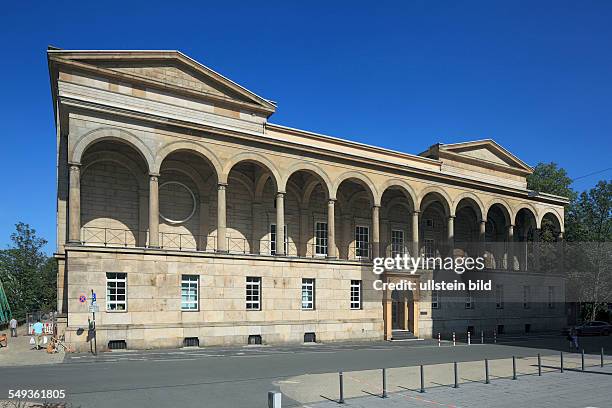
78 228 562 271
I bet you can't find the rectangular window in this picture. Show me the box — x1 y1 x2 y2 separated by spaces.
424 239 435 259
350 280 362 310
391 230 404 257
425 218 434 229
355 226 370 259
495 284 504 309
270 224 288 255
465 292 473 309
181 275 199 311
246 277 261 310
431 290 439 309
523 286 531 309
301 278 315 310
314 222 328 256
106 272 127 311
548 286 555 309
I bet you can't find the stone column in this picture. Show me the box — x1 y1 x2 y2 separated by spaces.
327 199 337 259
199 201 210 251
275 192 285 255
479 219 487 263
447 215 455 256
216 183 227 252
411 211 420 258
68 164 81 243
251 202 262 254
148 175 160 248
342 215 352 259
299 208 309 256
372 205 380 258
507 225 514 270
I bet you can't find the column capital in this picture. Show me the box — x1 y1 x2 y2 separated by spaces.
217 182 228 190
276 191 286 197
372 204 381 209
328 198 336 204
69 163 81 171
149 173 160 182
448 214 456 219
412 210 421 215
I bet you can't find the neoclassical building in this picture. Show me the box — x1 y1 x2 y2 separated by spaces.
49 49 568 351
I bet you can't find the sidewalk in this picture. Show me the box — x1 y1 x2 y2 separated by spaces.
278 352 606 406
0 325 65 367
306 363 612 407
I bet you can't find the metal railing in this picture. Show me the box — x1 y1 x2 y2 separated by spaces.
81 227 142 247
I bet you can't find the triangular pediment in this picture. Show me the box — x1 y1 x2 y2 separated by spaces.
440 140 532 172
48 49 276 115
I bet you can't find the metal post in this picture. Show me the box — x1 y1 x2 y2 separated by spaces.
485 359 490 384
420 365 425 393
493 329 497 344
582 349 585 371
481 330 484 344
602 347 605 368
453 362 458 388
512 356 517 380
382 368 387 398
339 371 344 404
453 332 456 346
538 353 541 376
560 351 564 373
268 391 282 408
467 331 471 345
438 332 441 347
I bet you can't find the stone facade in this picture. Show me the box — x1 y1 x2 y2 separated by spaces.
48 49 568 351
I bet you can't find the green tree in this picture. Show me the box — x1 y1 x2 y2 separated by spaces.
0 223 57 318
527 162 577 201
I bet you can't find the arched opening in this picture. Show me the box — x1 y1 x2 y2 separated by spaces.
380 186 416 258
157 150 218 251
226 160 280 255
486 205 510 269
285 169 331 257
80 140 148 247
336 177 376 260
541 212 562 242
455 198 482 259
515 207 538 271
419 192 450 260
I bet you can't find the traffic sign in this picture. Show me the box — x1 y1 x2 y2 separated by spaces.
88 304 99 313
79 295 87 303
92 292 97 301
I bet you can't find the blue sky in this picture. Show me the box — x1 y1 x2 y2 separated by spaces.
1 1 610 253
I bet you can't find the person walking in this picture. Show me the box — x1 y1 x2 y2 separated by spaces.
570 328 580 351
9 317 17 337
32 319 44 350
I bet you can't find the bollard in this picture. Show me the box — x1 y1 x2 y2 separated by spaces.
453 362 458 388
467 331 471 345
339 371 344 404
560 351 564 373
582 349 585 371
485 359 490 384
438 332 441 347
512 356 517 380
453 332 456 346
382 368 387 398
481 330 484 344
493 329 497 344
268 391 282 408
602 347 605 368
538 353 541 376
420 365 425 393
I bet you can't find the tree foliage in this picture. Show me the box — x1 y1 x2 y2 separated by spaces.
0 223 57 319
527 162 577 201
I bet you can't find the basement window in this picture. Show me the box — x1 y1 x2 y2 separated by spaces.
248 335 262 345
108 340 127 350
183 337 200 347
304 332 316 343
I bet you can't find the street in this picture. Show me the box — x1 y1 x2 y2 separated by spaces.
1 333 612 407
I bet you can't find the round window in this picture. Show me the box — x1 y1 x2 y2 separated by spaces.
159 181 196 224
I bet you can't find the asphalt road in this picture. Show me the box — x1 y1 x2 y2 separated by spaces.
1 334 611 408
